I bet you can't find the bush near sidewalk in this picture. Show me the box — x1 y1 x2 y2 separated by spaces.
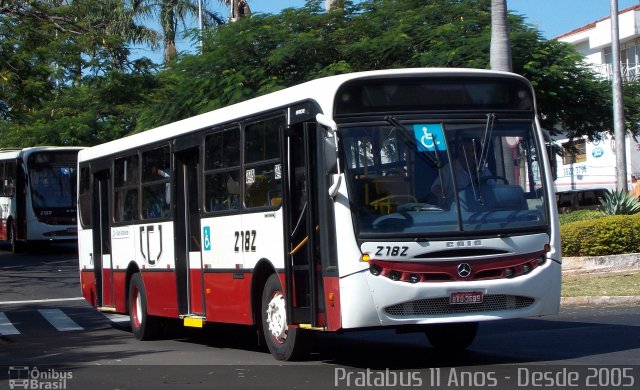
560 213 640 256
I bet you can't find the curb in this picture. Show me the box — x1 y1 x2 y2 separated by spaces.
561 295 640 306
562 253 640 275
561 254 640 306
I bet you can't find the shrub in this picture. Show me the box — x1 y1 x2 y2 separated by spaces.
561 213 640 256
599 190 640 215
558 210 605 225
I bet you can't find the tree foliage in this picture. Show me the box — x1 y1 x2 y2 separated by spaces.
0 0 160 145
136 0 635 140
1 0 639 146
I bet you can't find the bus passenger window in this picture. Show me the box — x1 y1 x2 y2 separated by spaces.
244 164 282 208
79 166 92 227
114 155 139 223
204 127 241 212
141 146 171 219
244 117 283 209
205 170 241 212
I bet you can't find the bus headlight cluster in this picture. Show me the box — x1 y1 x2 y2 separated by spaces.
503 258 541 278
368 253 547 283
388 271 401 281
408 274 421 284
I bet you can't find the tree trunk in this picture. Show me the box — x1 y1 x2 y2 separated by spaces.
162 0 178 63
490 0 512 72
230 0 251 22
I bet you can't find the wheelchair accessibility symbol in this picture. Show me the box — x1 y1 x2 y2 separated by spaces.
413 124 446 152
203 226 212 251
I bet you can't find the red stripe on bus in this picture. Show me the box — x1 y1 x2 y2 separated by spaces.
113 271 128 312
101 269 113 307
0 220 6 241
204 273 253 325
323 276 341 331
141 272 179 318
189 269 204 314
80 270 96 307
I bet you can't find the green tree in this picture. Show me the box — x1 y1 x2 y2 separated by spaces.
136 0 620 140
130 0 225 63
0 0 159 145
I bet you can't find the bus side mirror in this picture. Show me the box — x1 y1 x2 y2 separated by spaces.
316 113 341 198
543 129 559 181
324 136 338 175
547 143 558 181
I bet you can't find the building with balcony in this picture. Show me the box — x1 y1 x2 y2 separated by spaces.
552 5 640 199
557 5 640 82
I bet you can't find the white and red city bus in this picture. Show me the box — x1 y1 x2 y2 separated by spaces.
78 69 561 360
0 147 81 252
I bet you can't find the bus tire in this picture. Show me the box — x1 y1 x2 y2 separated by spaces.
128 273 160 340
261 273 308 361
424 322 478 351
9 222 20 253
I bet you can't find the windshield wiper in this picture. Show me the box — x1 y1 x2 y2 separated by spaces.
472 113 496 203
477 113 495 178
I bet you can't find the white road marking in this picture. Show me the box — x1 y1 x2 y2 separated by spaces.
0 297 85 306
38 309 83 331
0 312 20 335
101 312 130 323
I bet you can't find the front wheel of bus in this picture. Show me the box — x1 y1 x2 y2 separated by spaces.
128 273 160 340
424 322 478 351
261 273 308 361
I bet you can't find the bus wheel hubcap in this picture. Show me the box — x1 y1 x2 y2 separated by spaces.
266 292 287 343
135 290 142 327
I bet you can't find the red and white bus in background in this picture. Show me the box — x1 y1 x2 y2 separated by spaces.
78 68 561 360
0 147 81 252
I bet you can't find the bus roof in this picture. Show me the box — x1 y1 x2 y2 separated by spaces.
78 68 530 162
0 146 84 162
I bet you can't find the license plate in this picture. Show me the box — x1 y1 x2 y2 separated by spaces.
450 291 484 305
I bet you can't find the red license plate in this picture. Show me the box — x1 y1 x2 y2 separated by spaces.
450 291 484 305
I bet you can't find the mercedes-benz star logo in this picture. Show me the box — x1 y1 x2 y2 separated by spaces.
457 263 472 278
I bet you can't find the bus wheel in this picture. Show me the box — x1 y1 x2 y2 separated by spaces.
424 322 479 351
9 222 20 253
261 273 307 361
128 273 160 340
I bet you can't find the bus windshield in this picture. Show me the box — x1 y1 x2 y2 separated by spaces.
341 121 548 237
28 152 77 210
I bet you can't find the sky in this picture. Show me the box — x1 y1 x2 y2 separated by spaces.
133 0 640 61
249 0 640 39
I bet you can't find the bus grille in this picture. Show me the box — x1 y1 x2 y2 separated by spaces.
384 295 535 317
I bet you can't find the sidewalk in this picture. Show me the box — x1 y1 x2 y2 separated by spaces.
561 253 640 306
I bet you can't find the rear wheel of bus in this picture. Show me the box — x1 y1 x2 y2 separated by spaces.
424 322 478 351
128 273 161 340
261 273 308 361
9 221 21 253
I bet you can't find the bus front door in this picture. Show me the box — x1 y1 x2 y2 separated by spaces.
285 122 326 327
92 171 114 309
174 148 205 322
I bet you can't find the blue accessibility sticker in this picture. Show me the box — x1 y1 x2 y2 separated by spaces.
203 226 211 251
413 124 446 152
